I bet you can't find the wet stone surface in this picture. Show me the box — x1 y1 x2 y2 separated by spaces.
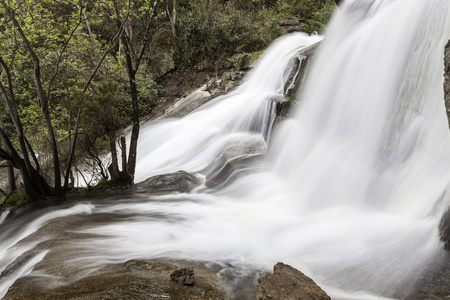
4 259 229 300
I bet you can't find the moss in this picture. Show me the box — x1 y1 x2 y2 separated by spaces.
284 94 295 102
1 189 32 208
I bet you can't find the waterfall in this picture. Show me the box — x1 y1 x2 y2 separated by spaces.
133 33 322 182
1 0 450 299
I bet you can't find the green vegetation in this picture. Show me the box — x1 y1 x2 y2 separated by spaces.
1 189 32 208
0 0 336 204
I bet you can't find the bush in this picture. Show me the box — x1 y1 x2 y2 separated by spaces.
2 189 32 208
175 1 281 69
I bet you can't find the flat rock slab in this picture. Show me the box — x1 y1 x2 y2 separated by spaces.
4 259 227 300
256 262 330 300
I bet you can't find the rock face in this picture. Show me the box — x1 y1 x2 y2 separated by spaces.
256 262 331 300
442 40 450 251
271 41 321 125
138 170 201 193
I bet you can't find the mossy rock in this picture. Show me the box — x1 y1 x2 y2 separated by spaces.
236 51 265 70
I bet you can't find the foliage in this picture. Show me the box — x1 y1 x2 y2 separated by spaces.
0 0 336 202
174 0 335 69
175 0 280 69
1 189 32 208
282 0 336 33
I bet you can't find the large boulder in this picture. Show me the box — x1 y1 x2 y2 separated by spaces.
138 170 201 193
256 262 330 300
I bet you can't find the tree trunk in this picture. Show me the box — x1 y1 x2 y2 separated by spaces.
121 34 139 182
120 135 128 174
7 161 15 193
166 0 177 42
126 72 140 180
1 1 62 194
109 132 120 179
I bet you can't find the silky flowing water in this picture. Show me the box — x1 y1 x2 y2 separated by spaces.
1 0 450 299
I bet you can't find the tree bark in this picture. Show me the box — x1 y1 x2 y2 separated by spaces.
109 132 120 179
120 135 128 174
7 161 16 193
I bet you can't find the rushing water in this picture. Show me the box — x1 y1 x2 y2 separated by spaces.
1 0 450 299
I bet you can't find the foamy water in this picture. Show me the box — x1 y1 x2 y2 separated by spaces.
1 0 450 299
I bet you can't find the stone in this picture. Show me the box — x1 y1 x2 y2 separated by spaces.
256 262 331 300
439 207 450 250
163 89 211 118
4 259 226 300
137 170 201 193
170 267 195 285
444 40 450 129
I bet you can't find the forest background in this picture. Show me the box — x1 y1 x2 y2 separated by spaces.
0 0 336 204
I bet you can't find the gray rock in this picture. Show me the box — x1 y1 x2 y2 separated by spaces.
440 207 450 250
444 40 450 129
4 259 227 300
163 89 211 119
138 170 201 193
268 41 320 127
256 262 331 300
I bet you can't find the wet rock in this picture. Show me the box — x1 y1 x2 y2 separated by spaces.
4 259 227 300
440 207 450 250
269 41 320 127
201 133 267 188
138 170 201 193
270 94 291 118
170 267 195 285
444 40 450 128
402 251 450 300
256 262 330 300
284 41 321 99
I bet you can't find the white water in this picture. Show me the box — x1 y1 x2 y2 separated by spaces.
1 0 450 299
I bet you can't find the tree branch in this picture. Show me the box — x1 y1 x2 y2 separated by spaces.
47 4 84 101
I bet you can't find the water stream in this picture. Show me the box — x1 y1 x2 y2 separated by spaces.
1 0 450 299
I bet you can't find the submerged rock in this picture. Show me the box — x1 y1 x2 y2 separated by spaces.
138 170 201 193
256 262 330 300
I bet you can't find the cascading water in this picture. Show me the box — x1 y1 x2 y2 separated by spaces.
1 0 450 299
133 33 322 182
